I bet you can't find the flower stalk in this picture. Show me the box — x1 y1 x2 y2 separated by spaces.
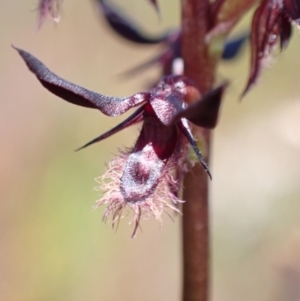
180 0 258 300
181 1 213 300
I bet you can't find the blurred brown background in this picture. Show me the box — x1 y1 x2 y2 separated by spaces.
1 1 300 300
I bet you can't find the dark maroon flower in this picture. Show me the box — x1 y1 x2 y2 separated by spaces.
122 31 248 78
243 0 300 96
36 0 62 29
97 0 166 44
15 46 226 236
96 0 248 77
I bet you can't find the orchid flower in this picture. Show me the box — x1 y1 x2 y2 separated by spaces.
243 0 300 96
96 0 248 77
15 46 227 236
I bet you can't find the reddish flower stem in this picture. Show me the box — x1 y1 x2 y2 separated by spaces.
180 0 258 300
181 1 214 301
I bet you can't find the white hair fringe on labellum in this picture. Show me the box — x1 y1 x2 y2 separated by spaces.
94 153 184 238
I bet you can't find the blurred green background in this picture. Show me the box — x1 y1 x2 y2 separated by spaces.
1 1 300 300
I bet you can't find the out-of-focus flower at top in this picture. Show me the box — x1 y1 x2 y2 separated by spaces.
96 0 248 76
36 0 62 29
243 0 300 96
36 0 248 71
14 46 227 236
96 0 167 44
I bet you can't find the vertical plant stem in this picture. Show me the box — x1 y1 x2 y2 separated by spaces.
180 1 259 300
182 160 211 301
181 1 215 301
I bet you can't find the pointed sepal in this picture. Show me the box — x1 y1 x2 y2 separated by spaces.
222 33 249 60
242 0 281 97
279 13 293 50
76 106 144 151
97 0 165 44
171 83 228 129
177 120 211 179
14 46 150 116
284 0 300 22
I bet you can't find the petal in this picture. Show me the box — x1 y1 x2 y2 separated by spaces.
279 12 293 50
150 91 183 126
221 33 249 60
120 31 181 77
120 30 248 78
211 0 258 33
97 0 166 44
284 0 300 21
120 110 177 203
149 75 200 126
15 46 150 116
75 105 144 151
177 119 211 179
170 83 228 129
242 0 281 97
120 52 168 77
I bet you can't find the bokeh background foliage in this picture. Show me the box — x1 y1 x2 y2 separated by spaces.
1 0 300 300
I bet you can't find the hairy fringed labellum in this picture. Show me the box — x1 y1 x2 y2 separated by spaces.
15 46 227 236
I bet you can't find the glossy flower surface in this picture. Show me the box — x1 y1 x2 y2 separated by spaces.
15 47 226 235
